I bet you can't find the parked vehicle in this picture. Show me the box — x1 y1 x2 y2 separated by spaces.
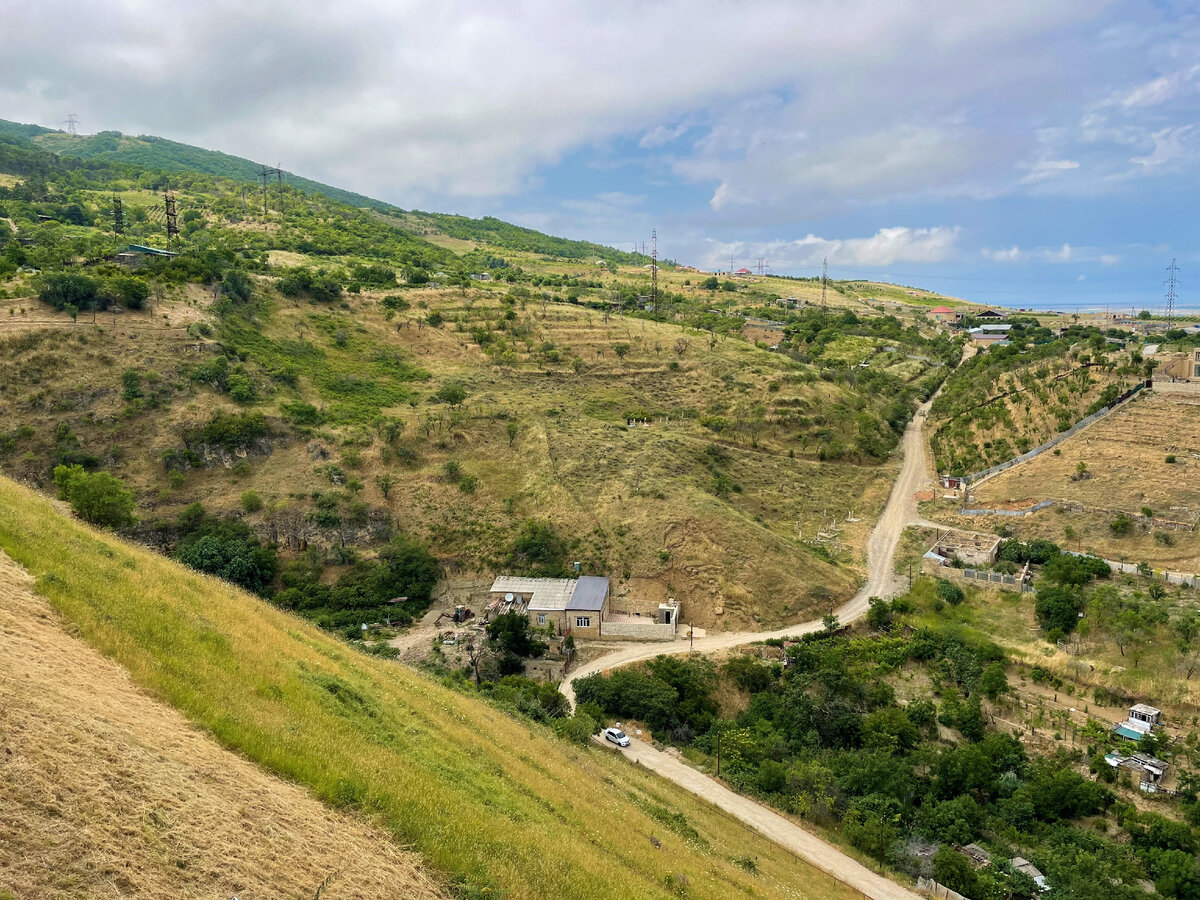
604 727 630 747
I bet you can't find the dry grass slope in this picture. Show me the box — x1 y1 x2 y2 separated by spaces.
0 549 449 900
0 475 861 900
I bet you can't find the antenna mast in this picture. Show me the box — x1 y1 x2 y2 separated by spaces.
112 194 124 235
650 228 658 305
1166 258 1180 324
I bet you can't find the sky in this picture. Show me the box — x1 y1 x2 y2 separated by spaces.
2 0 1198 310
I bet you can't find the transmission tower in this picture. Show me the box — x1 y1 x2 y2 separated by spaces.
112 194 124 235
164 184 179 250
650 229 658 305
1165 258 1180 323
258 164 283 216
64 114 79 136
756 257 769 276
821 256 828 324
729 252 735 274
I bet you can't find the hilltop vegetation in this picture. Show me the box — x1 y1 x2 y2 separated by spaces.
0 474 863 900
929 323 1150 475
0 131 962 628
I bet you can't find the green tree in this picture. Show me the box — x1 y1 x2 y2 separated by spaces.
487 611 545 658
506 420 519 447
52 464 135 528
979 661 1009 700
434 381 467 406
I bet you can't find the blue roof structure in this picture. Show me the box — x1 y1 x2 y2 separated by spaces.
567 576 609 611
1113 724 1143 741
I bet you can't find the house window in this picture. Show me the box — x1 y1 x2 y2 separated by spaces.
1193 363 1200 378
536 614 546 626
575 616 591 628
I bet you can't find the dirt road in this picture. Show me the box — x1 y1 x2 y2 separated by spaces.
560 396 944 900
561 394 938 707
607 736 920 900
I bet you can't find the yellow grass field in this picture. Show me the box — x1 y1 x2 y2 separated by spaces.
0 475 863 900
0 549 449 900
969 392 1200 569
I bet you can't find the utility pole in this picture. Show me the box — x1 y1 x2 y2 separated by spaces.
650 228 658 305
1165 259 1180 324
821 256 828 325
259 164 282 216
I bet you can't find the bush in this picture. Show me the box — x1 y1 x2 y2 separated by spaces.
1110 513 1134 536
53 464 135 528
240 490 263 513
936 579 965 606
39 273 105 312
1166 454 1177 464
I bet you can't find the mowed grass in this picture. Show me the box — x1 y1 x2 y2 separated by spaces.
0 476 859 900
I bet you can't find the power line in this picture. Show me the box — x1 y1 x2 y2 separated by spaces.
650 228 658 306
1165 258 1180 324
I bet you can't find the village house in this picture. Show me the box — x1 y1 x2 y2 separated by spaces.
488 575 610 639
928 305 960 325
1156 349 1200 383
975 309 1006 321
922 529 1001 570
969 324 1012 348
1105 750 1169 790
1113 702 1162 740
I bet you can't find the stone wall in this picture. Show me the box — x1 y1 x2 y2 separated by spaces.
601 621 678 641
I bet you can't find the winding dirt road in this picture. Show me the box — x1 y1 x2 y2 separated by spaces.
562 396 937 707
562 397 943 900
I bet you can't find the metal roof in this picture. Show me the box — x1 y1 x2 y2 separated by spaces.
567 576 609 611
489 576 577 611
1130 703 1161 717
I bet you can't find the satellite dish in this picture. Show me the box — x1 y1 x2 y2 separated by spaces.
505 592 514 602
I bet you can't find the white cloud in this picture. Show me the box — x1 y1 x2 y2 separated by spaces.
706 226 960 270
983 246 1023 262
638 122 692 149
1020 157 1080 184
0 0 1120 210
1046 243 1073 262
1101 253 1120 265
1132 125 1196 168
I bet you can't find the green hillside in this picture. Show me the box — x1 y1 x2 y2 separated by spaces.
0 117 647 266
0 474 862 900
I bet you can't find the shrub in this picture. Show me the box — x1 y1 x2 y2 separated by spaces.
936 579 965 606
240 490 263 513
53 464 135 528
1110 513 1134 536
1166 454 1177 464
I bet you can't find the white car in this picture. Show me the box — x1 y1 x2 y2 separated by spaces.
604 727 631 747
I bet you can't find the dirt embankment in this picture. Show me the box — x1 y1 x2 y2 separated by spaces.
0 550 450 900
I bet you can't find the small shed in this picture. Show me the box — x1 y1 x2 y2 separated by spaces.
1011 857 1050 892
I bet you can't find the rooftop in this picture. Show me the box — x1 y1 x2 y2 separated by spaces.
930 306 956 314
489 576 578 611
567 575 610 611
1131 703 1161 717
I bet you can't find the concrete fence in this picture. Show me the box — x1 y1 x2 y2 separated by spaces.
601 621 679 641
917 877 969 900
1153 379 1200 396
955 381 1149 485
960 498 1198 531
960 500 1053 517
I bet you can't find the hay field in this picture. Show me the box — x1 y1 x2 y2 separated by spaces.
0 475 863 900
975 392 1200 514
0 549 449 900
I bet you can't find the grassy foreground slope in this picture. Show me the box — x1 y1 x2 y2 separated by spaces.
0 549 450 900
0 475 859 900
